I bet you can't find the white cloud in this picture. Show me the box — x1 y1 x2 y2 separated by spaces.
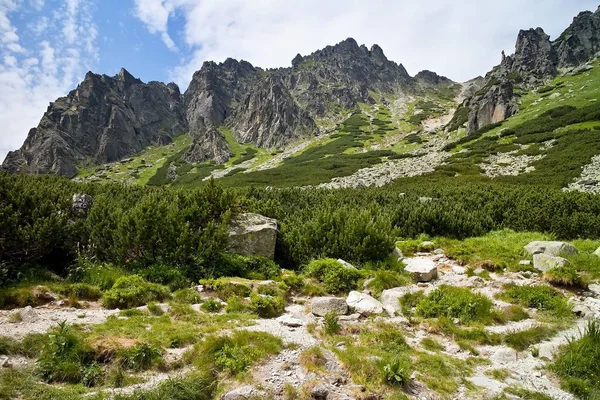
133 0 178 51
0 0 98 162
133 0 599 89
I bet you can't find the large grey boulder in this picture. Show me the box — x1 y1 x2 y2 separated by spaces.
346 291 384 316
525 241 578 257
311 297 348 317
404 257 438 282
533 253 570 272
337 259 357 270
222 386 266 400
228 213 278 259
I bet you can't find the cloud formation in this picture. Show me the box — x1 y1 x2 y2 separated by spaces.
132 0 598 89
0 0 98 161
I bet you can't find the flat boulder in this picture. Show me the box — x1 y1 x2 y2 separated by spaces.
337 259 357 270
346 291 384 316
524 241 578 257
222 386 266 400
311 297 348 317
404 257 438 282
533 253 570 272
228 213 278 259
276 315 304 327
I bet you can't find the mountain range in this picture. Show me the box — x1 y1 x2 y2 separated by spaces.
3 6 600 187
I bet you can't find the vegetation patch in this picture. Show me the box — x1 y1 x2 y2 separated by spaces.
102 275 170 309
415 285 494 324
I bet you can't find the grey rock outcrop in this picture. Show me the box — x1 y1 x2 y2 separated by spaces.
310 297 348 317
232 75 318 148
228 213 278 259
554 8 600 68
346 291 384 316
72 193 93 216
3 68 187 177
460 8 600 134
404 257 438 282
533 254 570 272
524 241 578 257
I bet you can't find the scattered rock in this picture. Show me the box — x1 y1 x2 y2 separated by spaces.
452 266 467 275
420 241 436 251
524 241 578 257
346 291 384 316
72 193 93 216
381 287 417 316
519 260 532 266
276 315 304 327
222 385 266 400
392 247 404 259
311 383 329 399
311 297 348 317
228 213 278 259
533 253 570 272
337 259 357 270
404 257 438 282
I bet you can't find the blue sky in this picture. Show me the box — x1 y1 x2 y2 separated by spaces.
1 0 598 160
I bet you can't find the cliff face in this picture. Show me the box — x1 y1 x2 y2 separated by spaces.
2 69 187 177
461 7 600 133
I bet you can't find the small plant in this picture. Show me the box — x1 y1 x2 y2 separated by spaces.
147 302 164 316
552 321 600 399
119 343 163 371
249 293 285 318
421 338 445 352
382 357 412 387
299 347 327 372
499 283 571 318
82 362 103 387
504 326 557 351
102 275 170 309
8 312 22 323
172 288 202 304
225 295 248 314
200 297 223 313
54 283 102 301
323 311 341 335
543 266 587 289
493 305 529 324
416 285 493 324
531 347 540 358
305 258 362 294
399 291 425 317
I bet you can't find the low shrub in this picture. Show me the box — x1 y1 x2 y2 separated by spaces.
493 305 530 324
543 266 587 289
119 343 163 371
69 259 127 291
136 265 190 291
552 321 600 399
323 311 341 335
365 269 411 296
172 288 202 304
0 286 54 309
53 283 102 301
225 295 248 314
249 294 285 318
416 285 493 324
504 326 558 351
200 298 223 313
399 290 425 317
200 279 252 301
280 271 305 292
499 284 572 317
102 275 170 309
305 258 362 294
147 302 164 316
190 331 282 376
37 321 96 384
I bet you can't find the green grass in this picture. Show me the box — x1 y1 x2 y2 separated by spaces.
552 321 600 400
498 283 572 319
415 285 494 324
503 326 558 351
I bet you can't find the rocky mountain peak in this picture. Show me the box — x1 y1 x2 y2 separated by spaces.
117 68 142 86
414 70 452 85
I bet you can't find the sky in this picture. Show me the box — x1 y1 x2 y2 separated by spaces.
0 0 598 161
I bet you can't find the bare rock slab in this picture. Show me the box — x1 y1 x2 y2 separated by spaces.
404 257 438 282
228 213 278 259
524 241 578 257
222 386 266 400
533 253 570 272
346 291 384 316
311 297 348 317
381 287 418 316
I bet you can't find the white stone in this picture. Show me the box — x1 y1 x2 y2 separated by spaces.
381 287 416 316
393 246 404 259
420 241 436 251
533 253 570 272
346 291 384 316
524 241 578 257
222 385 266 400
519 260 531 266
404 257 438 282
594 247 600 257
310 297 348 317
337 259 357 270
276 315 304 327
452 266 467 275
